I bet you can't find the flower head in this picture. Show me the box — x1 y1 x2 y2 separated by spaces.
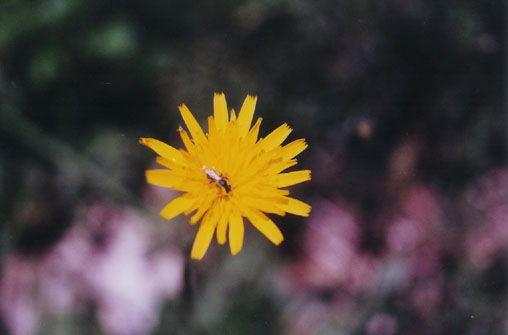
140 93 311 259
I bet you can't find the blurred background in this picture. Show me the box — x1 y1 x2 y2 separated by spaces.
0 0 506 334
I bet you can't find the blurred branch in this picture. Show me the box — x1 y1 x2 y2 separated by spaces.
0 105 138 205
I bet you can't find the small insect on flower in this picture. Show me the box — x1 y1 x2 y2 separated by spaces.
203 166 231 193
140 93 311 260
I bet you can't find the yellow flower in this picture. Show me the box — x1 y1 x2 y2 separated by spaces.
140 93 311 259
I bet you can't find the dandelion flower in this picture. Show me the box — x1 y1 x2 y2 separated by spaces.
140 93 311 259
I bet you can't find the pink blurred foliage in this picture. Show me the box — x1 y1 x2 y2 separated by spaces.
0 256 40 335
409 276 445 320
463 169 508 269
280 199 379 294
366 313 398 335
279 166 451 333
0 202 184 335
280 184 445 292
269 132 508 334
280 160 508 334
283 300 338 335
381 184 447 321
386 184 444 281
279 199 377 334
387 135 423 189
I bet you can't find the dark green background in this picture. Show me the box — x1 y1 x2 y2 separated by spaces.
0 0 506 334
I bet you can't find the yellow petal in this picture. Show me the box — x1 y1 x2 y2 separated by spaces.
237 195 286 216
190 211 216 260
230 108 236 121
216 199 231 244
155 157 196 179
160 194 197 220
228 209 244 255
190 207 207 225
265 158 298 175
237 95 257 137
146 169 182 188
178 104 207 144
238 155 296 181
276 197 311 216
156 156 179 170
244 117 262 146
207 116 220 161
178 129 199 158
216 218 228 245
214 93 228 131
190 195 214 224
258 123 292 152
273 170 311 187
139 138 183 161
244 208 284 245
280 139 308 160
